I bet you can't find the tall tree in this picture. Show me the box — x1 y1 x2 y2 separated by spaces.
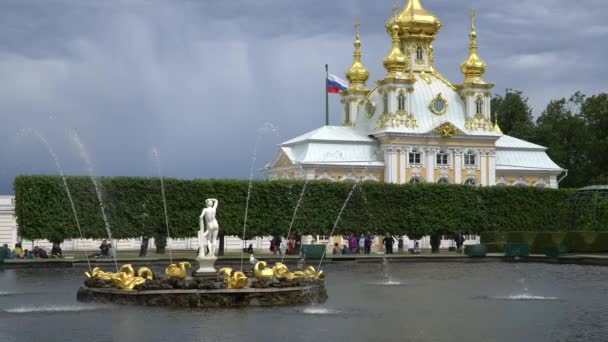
491 89 535 140
533 92 590 188
580 93 608 184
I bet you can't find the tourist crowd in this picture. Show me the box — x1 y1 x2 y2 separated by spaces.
0 242 62 259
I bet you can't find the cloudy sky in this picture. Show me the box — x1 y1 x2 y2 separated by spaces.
1 0 606 194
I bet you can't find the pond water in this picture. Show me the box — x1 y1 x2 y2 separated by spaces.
1 262 607 342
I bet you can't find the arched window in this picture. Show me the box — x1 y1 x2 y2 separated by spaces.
464 149 476 166
409 147 421 165
398 93 406 112
436 148 449 166
410 176 423 184
475 97 483 115
416 47 423 61
464 178 477 186
437 177 450 184
383 92 389 113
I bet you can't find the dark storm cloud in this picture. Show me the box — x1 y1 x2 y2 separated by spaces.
0 0 606 193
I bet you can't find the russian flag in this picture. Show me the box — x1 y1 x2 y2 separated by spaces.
327 74 348 93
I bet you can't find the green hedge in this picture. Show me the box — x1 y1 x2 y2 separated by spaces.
482 231 608 254
14 175 577 242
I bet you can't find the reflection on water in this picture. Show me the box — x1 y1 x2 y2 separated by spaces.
300 306 342 315
1 263 607 342
3 304 107 314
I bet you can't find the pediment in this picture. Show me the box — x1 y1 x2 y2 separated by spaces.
430 122 465 138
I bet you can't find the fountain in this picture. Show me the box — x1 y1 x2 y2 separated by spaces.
22 129 92 271
77 195 327 308
152 148 173 264
70 130 119 271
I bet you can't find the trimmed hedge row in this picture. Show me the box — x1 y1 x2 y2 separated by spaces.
480 231 608 254
14 175 579 242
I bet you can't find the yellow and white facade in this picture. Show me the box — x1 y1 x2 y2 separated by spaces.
265 0 565 188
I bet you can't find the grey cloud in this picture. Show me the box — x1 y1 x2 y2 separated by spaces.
0 0 606 193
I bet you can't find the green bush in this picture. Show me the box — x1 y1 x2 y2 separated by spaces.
562 231 597 253
531 233 556 254
506 232 537 246
11 175 577 242
589 233 608 253
480 231 507 253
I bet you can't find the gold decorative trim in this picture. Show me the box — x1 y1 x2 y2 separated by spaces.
429 93 448 115
407 88 415 93
432 122 463 138
419 71 432 84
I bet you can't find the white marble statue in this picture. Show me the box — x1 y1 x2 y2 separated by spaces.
198 198 219 258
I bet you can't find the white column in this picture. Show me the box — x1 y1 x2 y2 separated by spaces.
426 148 435 182
390 150 398 183
399 149 406 184
349 98 358 124
466 95 474 118
454 150 462 184
389 89 396 114
550 175 558 188
485 94 491 120
383 148 391 183
480 151 488 186
488 152 496 186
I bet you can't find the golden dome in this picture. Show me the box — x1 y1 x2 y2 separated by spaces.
460 10 487 83
385 0 441 37
383 6 408 79
345 21 370 90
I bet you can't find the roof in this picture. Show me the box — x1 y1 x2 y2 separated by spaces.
267 127 382 169
496 150 565 172
282 126 375 145
495 135 547 150
357 73 500 138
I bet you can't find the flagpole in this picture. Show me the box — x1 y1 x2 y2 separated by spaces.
325 64 329 126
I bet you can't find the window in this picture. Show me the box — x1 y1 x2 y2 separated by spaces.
345 103 350 122
398 93 406 112
383 92 389 113
436 148 449 166
409 177 423 184
464 178 477 186
475 97 483 115
464 150 476 166
437 177 450 184
416 47 423 60
409 147 421 165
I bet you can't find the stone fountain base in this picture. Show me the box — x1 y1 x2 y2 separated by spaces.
77 283 327 308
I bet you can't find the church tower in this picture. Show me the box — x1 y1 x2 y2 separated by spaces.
341 21 370 126
457 10 495 131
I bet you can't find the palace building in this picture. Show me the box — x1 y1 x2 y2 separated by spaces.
265 0 566 188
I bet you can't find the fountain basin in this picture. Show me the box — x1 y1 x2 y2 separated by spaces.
77 283 327 308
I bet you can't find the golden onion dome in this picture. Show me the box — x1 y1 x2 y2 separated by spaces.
383 7 408 78
385 0 441 37
460 10 487 82
345 21 370 88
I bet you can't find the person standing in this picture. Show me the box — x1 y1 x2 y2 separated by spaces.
348 233 358 254
384 234 395 254
364 233 372 254
456 233 465 254
358 234 365 254
398 237 404 254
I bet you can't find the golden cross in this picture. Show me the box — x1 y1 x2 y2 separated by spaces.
470 10 476 29
392 1 398 18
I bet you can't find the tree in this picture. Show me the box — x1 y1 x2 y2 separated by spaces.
580 93 608 184
491 89 535 140
533 92 590 188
